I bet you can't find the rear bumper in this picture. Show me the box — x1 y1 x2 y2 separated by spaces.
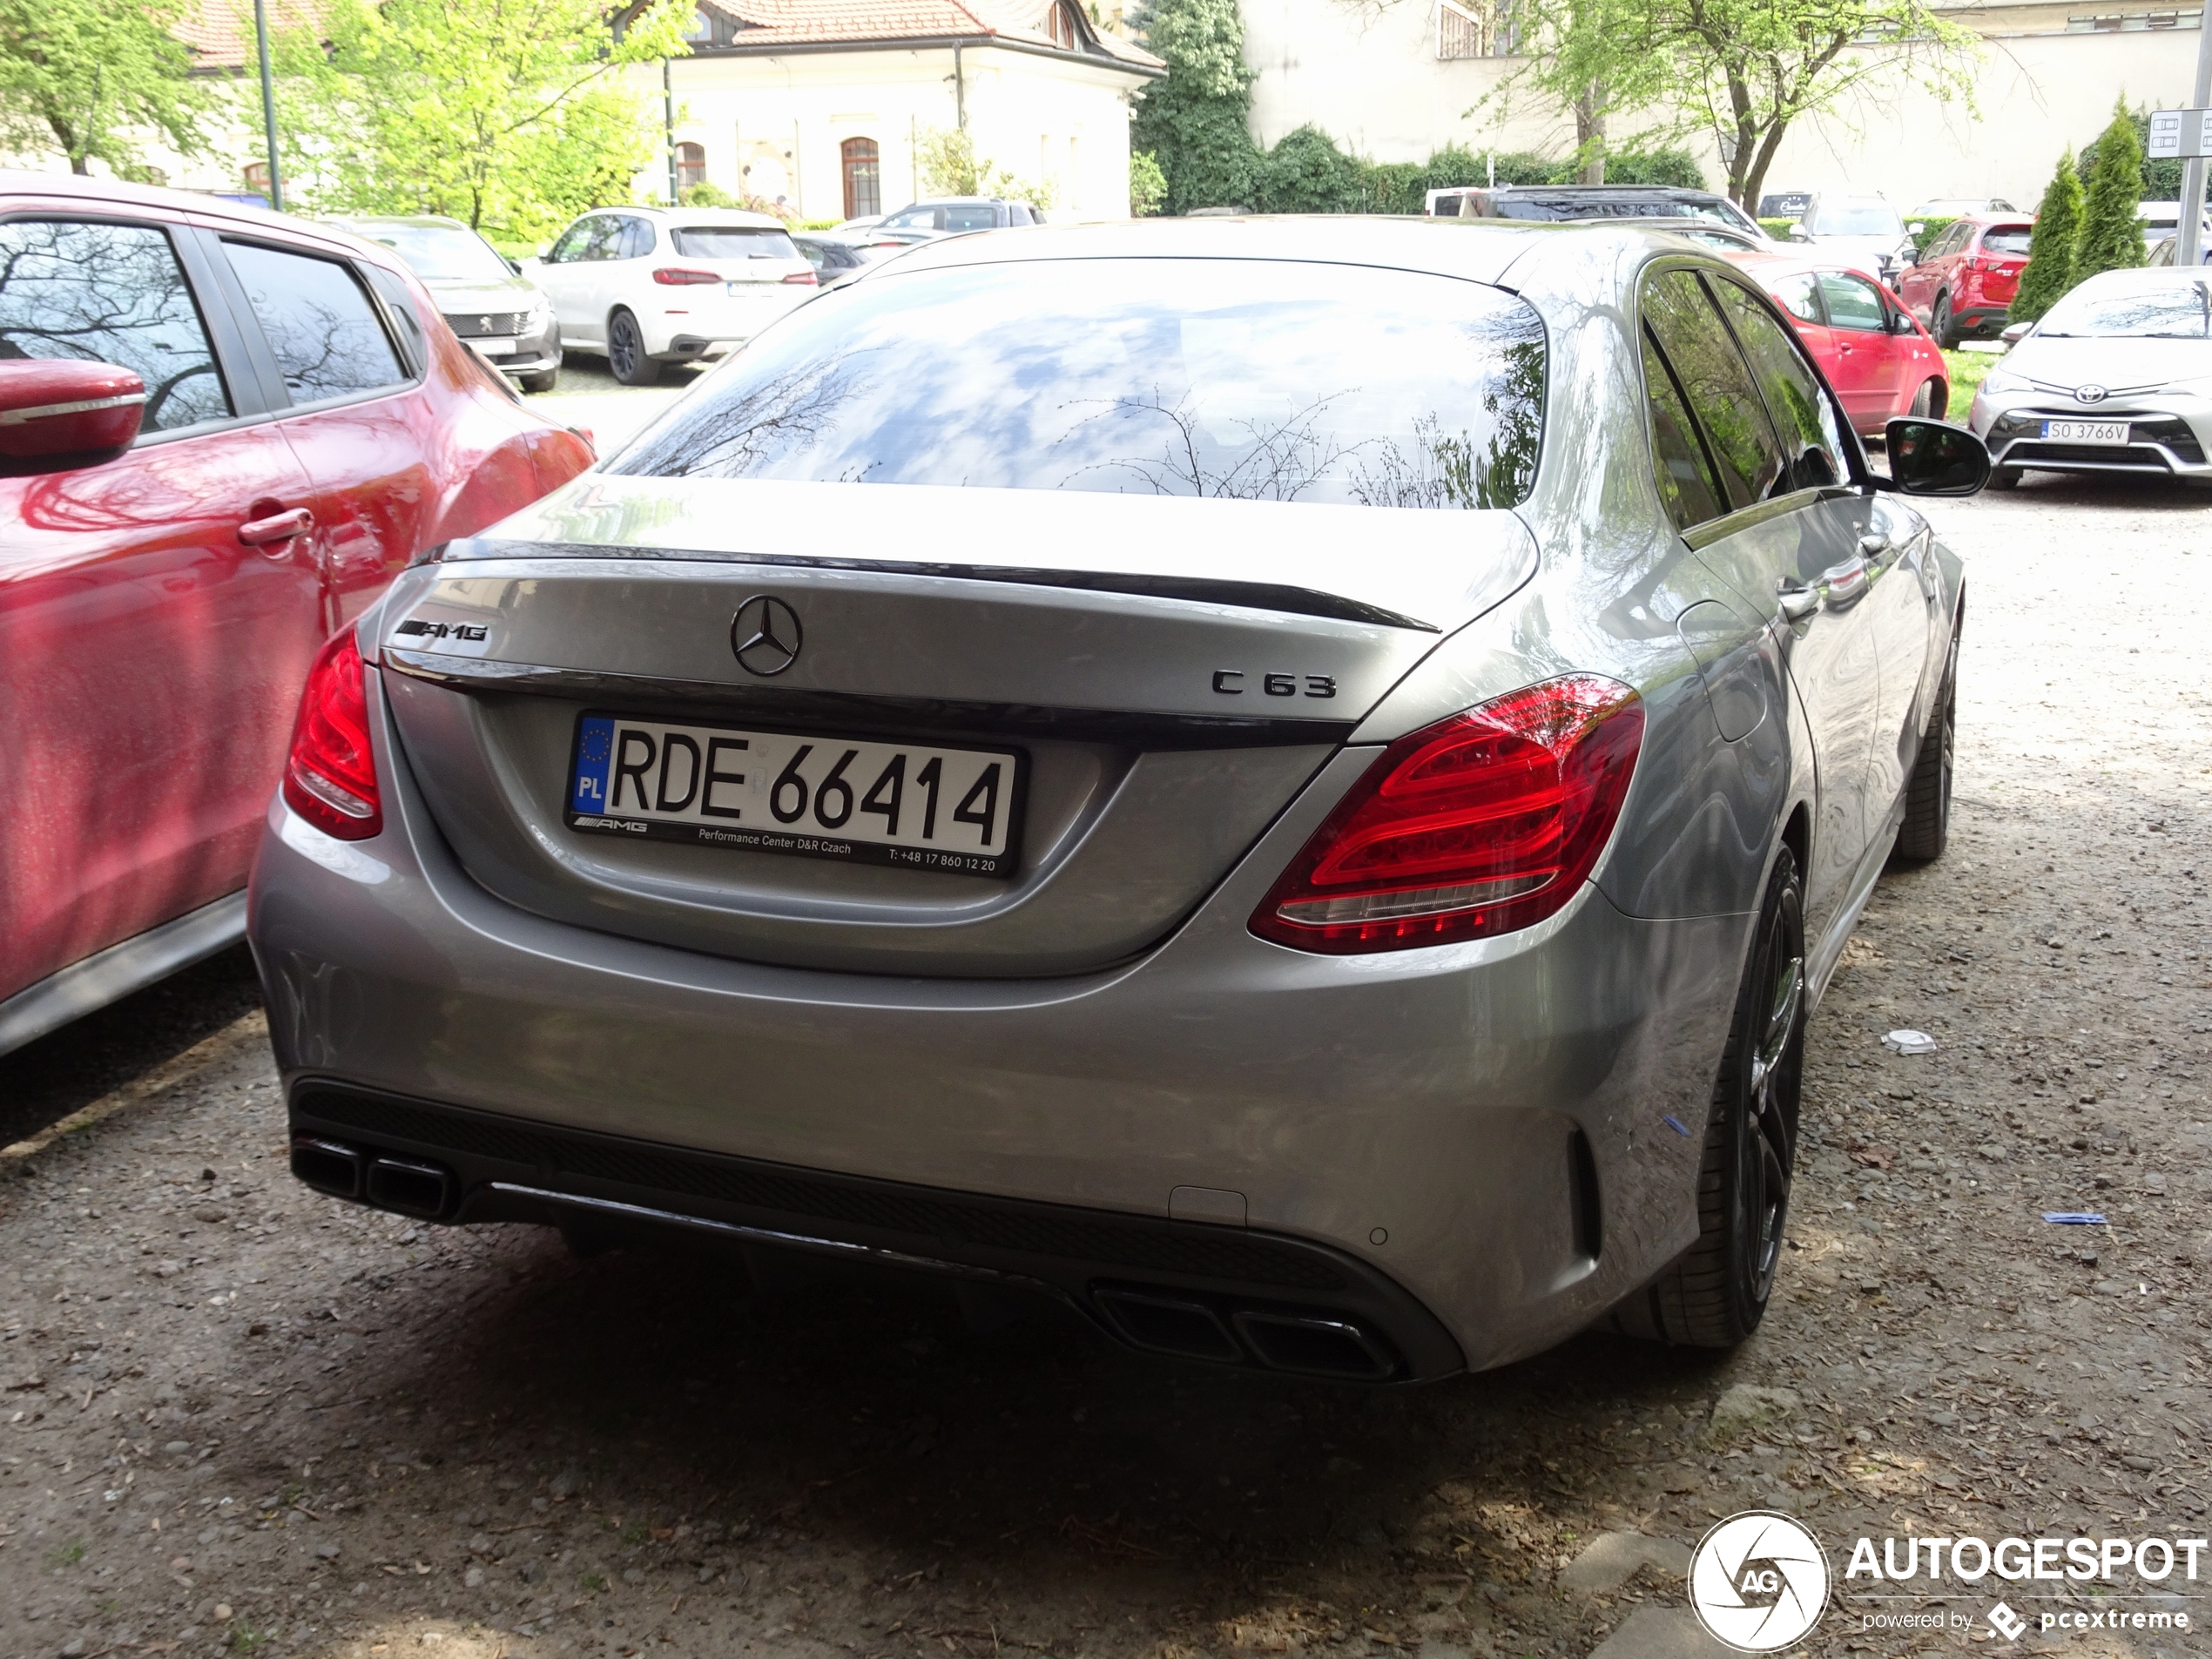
1948 302 2009 335
246 685 1749 1377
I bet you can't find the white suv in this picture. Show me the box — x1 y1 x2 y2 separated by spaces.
534 207 819 384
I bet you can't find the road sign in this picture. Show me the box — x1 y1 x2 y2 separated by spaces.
2148 108 2212 160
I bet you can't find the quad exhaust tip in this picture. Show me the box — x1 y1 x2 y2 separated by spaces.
1092 1285 1399 1381
290 1137 363 1200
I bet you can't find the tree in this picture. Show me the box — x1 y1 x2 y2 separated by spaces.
1253 125 1362 212
1129 150 1168 216
2008 148 2080 322
2074 101 2148 285
0 0 213 176
1129 0 1259 212
1498 0 1979 209
915 126 1054 207
2078 106 2184 202
273 0 690 243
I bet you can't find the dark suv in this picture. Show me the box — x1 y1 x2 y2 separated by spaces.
872 198 1044 243
1430 185 1765 242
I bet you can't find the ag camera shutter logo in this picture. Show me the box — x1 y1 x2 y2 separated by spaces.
1689 1512 1831 1651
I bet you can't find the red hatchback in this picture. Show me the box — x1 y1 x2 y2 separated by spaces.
1895 214 2034 346
0 175 594 1056
1727 252 1950 435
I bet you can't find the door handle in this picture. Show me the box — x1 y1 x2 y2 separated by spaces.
1777 580 1822 622
239 506 314 546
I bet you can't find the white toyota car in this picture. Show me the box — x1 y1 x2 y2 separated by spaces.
534 206 819 385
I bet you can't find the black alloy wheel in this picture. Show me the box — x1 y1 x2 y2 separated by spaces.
1893 630 1958 862
607 309 661 387
1625 846 1805 1347
1932 292 1960 350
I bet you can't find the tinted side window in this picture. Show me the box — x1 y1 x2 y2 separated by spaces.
583 219 625 261
1640 269 1786 509
1817 272 1886 333
0 219 232 431
360 264 429 376
1640 327 1726 533
943 205 999 232
546 221 593 263
619 218 656 260
225 241 407 404
1706 279 1847 492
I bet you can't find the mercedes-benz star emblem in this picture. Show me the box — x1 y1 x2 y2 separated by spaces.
2074 383 2109 404
731 595 803 677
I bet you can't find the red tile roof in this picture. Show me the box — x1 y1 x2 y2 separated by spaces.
693 0 1162 68
176 0 327 71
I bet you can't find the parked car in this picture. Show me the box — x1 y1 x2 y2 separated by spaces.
0 173 594 1058
1788 194 1917 284
1893 214 2033 346
1730 253 1950 432
322 215 562 394
1906 197 2017 222
2139 206 2212 260
1968 267 2211 489
533 206 818 386
792 232 907 289
831 215 886 235
2148 233 2212 267
869 198 1046 243
1431 184 1766 241
251 219 1986 1382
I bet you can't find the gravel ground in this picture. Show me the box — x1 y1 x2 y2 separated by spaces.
2 472 2207 1659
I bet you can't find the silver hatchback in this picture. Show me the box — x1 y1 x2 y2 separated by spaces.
248 220 1986 1381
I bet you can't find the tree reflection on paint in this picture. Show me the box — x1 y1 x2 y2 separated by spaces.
616 260 1548 510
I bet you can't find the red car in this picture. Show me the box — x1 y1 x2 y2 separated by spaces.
1726 252 1950 435
0 174 594 1056
1894 214 2034 346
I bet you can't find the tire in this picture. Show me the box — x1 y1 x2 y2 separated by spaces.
606 309 661 386
1909 379 1935 417
518 368 558 395
1985 466 2021 490
1618 846 1805 1348
1892 627 1957 863
1932 291 1960 350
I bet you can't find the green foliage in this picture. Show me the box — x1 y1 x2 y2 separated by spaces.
1491 0 1980 209
2074 102 2147 285
2009 150 2079 320
1361 160 1425 214
2077 106 2185 201
272 0 689 242
0 0 214 176
1253 124 1363 212
1489 150 1562 186
1606 146 1705 188
1130 150 1168 216
1130 0 1259 212
680 180 739 208
915 126 1055 207
1758 216 1796 239
1906 212 1959 250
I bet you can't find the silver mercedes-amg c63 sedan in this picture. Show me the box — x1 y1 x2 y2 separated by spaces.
248 219 1989 1381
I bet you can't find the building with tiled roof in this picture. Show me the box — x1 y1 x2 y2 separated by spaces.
634 0 1162 219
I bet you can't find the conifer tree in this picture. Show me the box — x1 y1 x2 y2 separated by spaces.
2008 149 2080 321
1128 0 1259 214
2072 102 2148 285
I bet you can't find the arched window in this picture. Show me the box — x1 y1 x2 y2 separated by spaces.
1048 0 1081 48
840 137 881 220
684 7 713 42
676 142 706 192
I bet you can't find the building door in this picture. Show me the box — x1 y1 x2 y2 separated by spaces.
841 138 880 220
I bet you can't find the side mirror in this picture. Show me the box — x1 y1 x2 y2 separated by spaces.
1787 223 1811 242
506 257 523 275
1883 418 1990 496
1905 246 1922 266
1907 220 1925 238
0 359 145 463
1999 320 2032 349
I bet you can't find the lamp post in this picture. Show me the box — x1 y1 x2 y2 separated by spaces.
2181 14 2210 268
664 57 678 205
253 0 283 210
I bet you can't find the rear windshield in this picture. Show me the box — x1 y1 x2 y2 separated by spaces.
1494 198 1703 222
1808 204 1904 237
671 226 800 260
609 258 1546 509
1981 227 2033 256
2040 281 2209 338
355 223 512 281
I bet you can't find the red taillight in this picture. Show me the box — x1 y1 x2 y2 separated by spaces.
1250 676 1644 954
281 628 381 840
651 266 721 286
781 269 819 285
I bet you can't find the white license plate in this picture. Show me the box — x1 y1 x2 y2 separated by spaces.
566 713 1023 876
2040 419 2129 445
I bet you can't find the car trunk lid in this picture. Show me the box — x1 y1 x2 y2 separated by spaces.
375 477 1536 977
